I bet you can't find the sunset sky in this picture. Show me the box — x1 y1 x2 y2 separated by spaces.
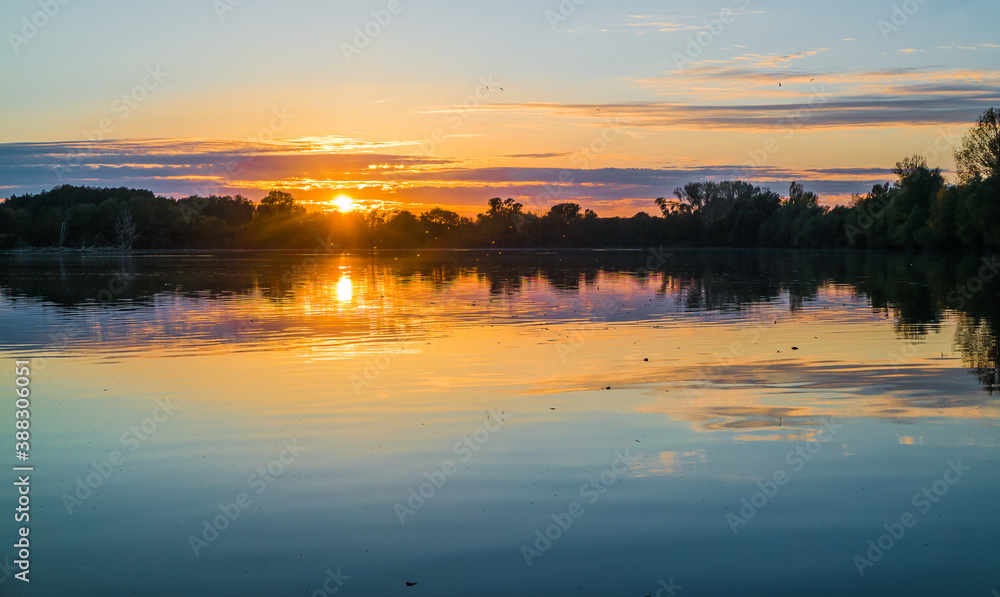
1 0 998 215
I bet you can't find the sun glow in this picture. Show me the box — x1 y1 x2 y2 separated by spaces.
331 194 355 212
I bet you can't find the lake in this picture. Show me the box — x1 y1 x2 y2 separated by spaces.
0 249 998 596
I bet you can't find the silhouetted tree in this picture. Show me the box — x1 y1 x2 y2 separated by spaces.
255 190 303 219
955 107 1000 183
477 198 525 246
887 156 944 247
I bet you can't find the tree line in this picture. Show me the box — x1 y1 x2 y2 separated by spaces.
2 108 997 251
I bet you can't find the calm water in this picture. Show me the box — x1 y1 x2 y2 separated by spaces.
0 250 998 596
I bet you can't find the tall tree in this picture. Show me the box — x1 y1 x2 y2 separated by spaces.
255 190 303 219
115 210 140 251
955 107 1000 183
787 182 819 209
886 155 944 247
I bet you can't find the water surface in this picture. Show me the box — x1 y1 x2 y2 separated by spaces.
0 250 997 596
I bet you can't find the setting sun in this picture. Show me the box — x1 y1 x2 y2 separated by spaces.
331 194 355 213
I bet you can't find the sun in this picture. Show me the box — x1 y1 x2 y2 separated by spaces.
331 194 355 213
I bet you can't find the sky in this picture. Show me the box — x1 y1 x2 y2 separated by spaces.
1 0 998 215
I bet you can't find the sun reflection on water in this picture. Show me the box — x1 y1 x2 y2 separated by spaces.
336 275 353 302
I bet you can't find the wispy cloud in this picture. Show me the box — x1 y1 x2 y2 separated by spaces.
624 15 698 33
502 152 573 159
730 48 829 68
467 92 997 131
618 66 1000 127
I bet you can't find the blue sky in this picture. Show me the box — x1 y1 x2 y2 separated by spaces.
1 0 997 213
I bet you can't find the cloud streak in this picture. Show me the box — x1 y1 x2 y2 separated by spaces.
471 94 995 129
0 139 893 213
490 67 1000 129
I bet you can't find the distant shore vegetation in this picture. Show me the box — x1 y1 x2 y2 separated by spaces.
2 109 998 252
